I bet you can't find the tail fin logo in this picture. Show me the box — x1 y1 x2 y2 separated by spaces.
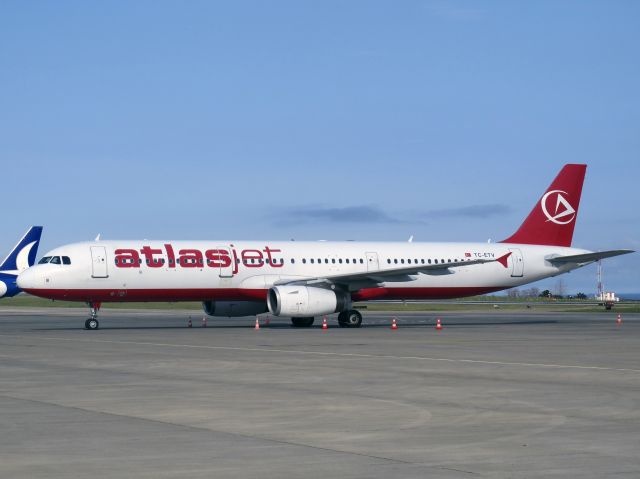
541 190 576 225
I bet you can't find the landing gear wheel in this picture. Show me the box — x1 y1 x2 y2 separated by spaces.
338 310 362 328
85 302 101 330
85 319 99 330
291 317 314 328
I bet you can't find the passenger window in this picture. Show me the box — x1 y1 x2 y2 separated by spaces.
302 259 306 264
339 259 342 264
421 259 425 264
38 256 52 264
394 259 398 264
291 259 295 264
310 259 315 264
332 259 336 264
387 259 391 264
428 259 432 264
360 259 364 264
325 259 329 264
401 259 405 264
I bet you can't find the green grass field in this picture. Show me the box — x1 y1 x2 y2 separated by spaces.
2 295 638 314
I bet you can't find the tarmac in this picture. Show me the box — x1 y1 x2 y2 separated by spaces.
0 307 639 478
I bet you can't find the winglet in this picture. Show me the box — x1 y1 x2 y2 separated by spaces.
496 252 512 268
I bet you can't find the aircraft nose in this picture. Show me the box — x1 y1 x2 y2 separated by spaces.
17 268 37 290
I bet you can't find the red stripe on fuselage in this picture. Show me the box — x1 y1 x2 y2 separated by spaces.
23 286 508 303
352 286 507 301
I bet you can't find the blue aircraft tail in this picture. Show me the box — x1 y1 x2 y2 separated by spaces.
0 226 43 273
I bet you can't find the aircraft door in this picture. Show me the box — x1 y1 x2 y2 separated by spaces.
365 252 379 272
217 246 233 278
509 248 524 277
90 246 109 278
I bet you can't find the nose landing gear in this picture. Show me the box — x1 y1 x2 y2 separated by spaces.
85 302 101 330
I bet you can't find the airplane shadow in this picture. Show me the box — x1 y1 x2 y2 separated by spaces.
32 319 559 331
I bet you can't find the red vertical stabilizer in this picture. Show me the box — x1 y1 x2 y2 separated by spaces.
501 164 587 247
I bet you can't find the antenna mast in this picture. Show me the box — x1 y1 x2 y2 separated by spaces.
596 259 603 299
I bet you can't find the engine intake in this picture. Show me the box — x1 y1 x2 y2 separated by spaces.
267 285 349 317
202 300 268 318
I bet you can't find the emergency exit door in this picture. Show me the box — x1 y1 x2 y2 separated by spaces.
365 252 379 272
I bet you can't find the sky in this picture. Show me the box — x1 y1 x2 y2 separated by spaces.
1 1 638 294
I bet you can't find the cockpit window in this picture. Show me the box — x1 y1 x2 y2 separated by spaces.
50 256 62 265
38 256 52 264
62 256 71 265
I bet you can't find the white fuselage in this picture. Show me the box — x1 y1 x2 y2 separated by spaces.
18 240 589 304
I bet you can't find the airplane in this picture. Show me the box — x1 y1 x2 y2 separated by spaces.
0 226 44 298
17 165 633 330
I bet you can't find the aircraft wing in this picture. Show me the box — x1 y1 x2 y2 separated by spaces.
274 253 512 287
547 249 634 265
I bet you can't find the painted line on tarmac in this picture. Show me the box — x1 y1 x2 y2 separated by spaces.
3 334 640 373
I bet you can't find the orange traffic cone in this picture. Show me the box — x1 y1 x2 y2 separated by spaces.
322 316 328 330
391 318 398 330
254 318 260 330
617 314 622 325
436 318 442 331
202 317 207 328
187 319 192 328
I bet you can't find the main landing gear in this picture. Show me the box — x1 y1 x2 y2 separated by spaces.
85 302 101 330
291 317 315 328
338 309 362 328
290 310 363 328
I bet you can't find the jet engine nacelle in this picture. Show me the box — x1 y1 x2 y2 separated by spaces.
267 285 349 317
202 300 268 317
0 280 7 298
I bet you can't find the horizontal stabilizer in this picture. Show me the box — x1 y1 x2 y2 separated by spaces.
548 249 634 264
